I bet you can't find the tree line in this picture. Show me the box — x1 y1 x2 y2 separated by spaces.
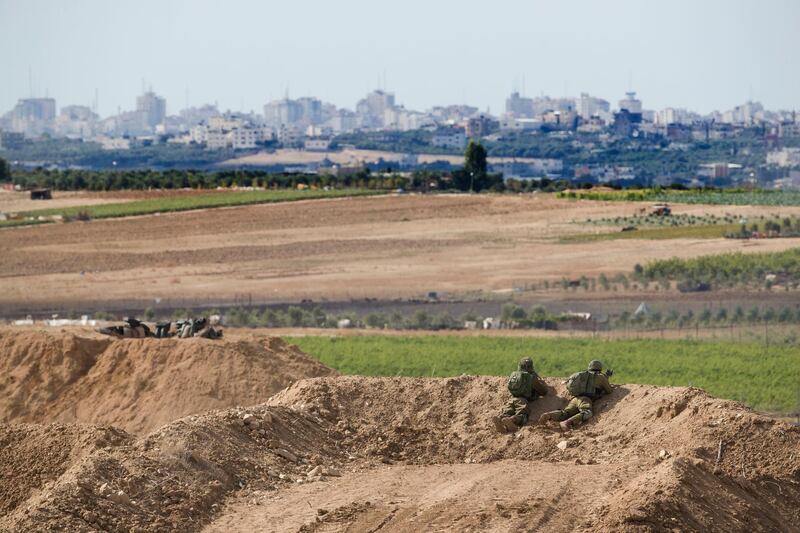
5 141 512 193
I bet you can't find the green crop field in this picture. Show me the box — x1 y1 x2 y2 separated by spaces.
643 247 800 285
288 335 800 412
558 189 800 206
0 188 383 228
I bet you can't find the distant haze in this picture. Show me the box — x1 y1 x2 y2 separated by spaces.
0 0 798 117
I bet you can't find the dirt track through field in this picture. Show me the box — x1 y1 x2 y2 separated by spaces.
3 194 800 309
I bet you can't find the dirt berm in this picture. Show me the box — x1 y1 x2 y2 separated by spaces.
0 328 334 434
1 373 798 532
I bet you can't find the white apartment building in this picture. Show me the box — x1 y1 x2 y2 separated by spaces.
278 124 304 147
654 108 695 125
431 128 467 149
95 135 131 150
576 93 610 120
721 101 764 125
618 92 642 114
203 125 271 150
206 130 229 150
230 128 259 149
208 116 244 131
767 148 800 167
304 138 331 151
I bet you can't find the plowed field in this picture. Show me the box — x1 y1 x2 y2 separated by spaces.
3 194 800 310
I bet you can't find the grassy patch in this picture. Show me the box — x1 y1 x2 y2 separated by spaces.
2 189 383 228
288 335 800 412
0 218 48 228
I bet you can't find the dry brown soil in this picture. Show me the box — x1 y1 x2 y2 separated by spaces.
0 328 333 434
3 194 800 309
1 329 798 532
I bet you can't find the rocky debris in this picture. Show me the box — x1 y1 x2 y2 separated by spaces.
109 490 131 505
98 483 113 497
556 440 569 451
275 448 298 463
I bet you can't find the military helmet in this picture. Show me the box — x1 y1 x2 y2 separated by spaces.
588 359 603 371
518 357 534 372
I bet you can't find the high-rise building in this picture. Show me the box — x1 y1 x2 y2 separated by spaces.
13 98 56 121
296 97 322 125
9 98 56 136
264 98 303 128
721 101 764 125
355 90 396 128
576 93 610 120
505 92 535 118
525 96 575 116
618 91 642 114
54 105 98 138
136 91 166 129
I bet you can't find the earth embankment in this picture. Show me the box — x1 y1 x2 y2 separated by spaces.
0 329 335 434
1 373 797 532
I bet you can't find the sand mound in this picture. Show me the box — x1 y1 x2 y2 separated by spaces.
266 376 800 530
2 374 799 532
0 423 131 519
0 404 342 532
269 376 799 474
0 329 335 434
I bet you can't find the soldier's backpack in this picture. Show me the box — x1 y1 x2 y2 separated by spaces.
507 370 534 398
566 371 597 398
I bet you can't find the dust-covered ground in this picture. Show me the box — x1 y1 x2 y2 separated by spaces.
0 328 334 434
1 330 798 532
2 193 800 311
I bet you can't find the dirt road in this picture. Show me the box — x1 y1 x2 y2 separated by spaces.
2 194 799 309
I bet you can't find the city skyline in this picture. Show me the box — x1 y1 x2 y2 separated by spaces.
1 0 798 117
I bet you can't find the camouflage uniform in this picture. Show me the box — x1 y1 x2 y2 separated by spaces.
495 358 549 430
539 372 612 428
122 325 146 338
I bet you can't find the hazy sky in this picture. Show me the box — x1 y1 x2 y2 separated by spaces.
1 0 798 117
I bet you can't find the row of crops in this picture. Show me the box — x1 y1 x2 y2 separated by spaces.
558 188 800 206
